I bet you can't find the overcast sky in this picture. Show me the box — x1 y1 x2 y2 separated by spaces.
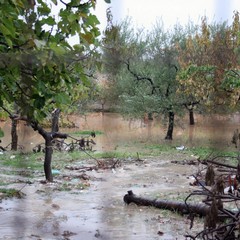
94 0 239 33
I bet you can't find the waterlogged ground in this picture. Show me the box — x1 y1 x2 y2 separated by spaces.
0 152 205 240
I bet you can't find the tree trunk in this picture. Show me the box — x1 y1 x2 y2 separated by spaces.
51 108 60 132
165 111 174 140
148 112 153 120
11 118 18 150
41 108 61 182
30 114 67 182
189 109 194 125
44 135 53 182
123 190 210 216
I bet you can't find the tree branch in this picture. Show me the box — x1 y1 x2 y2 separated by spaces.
124 59 158 94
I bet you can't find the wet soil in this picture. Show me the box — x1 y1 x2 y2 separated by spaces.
0 153 204 240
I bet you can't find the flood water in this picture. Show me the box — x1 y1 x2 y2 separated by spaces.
0 112 239 152
0 112 239 240
0 156 203 240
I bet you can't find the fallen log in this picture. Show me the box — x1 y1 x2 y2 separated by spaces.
123 190 210 216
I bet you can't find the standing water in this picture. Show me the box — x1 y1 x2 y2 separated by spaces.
0 112 239 239
0 112 238 151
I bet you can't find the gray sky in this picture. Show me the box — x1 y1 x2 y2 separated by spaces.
95 0 239 32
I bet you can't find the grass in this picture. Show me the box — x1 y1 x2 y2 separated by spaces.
0 138 238 176
142 143 177 155
0 188 25 198
0 152 43 170
68 130 103 136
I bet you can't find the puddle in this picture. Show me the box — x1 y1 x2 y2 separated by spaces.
0 156 204 239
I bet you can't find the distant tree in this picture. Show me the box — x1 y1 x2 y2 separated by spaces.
102 18 186 140
177 12 240 113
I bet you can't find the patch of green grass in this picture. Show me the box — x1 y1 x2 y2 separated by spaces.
186 146 237 159
0 188 24 198
0 181 10 186
0 152 42 170
143 143 175 153
69 130 103 136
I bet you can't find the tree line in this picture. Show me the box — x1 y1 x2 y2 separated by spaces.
100 10 240 139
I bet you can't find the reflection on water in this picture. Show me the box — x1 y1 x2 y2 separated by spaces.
0 112 239 152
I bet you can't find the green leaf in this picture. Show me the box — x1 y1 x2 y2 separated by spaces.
85 14 100 27
0 23 11 35
37 1 51 15
33 97 46 109
0 128 4 138
54 92 70 105
40 16 56 26
5 38 13 48
1 18 16 37
67 13 78 23
49 42 66 55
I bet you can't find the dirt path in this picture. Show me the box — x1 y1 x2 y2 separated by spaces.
0 153 204 240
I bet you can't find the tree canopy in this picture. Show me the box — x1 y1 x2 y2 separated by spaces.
0 0 111 181
177 12 240 111
101 11 240 139
0 0 109 121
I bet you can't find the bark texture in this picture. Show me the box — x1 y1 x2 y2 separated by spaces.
123 190 210 216
165 111 174 140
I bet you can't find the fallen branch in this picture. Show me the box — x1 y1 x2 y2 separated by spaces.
203 159 237 169
123 190 210 216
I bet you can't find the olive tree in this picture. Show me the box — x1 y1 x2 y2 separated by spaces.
102 18 185 140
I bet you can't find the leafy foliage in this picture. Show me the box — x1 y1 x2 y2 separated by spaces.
177 12 240 110
0 0 109 121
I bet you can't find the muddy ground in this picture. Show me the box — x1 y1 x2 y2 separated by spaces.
0 152 205 240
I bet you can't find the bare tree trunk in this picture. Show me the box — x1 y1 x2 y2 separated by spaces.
51 108 60 132
44 135 53 181
189 109 194 125
1 105 19 150
11 118 18 150
165 111 174 140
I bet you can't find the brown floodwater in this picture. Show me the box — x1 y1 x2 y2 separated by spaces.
0 112 239 152
0 112 239 239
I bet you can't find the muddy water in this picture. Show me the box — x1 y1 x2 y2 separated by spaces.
0 156 203 240
0 112 239 152
73 112 239 151
0 112 239 239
